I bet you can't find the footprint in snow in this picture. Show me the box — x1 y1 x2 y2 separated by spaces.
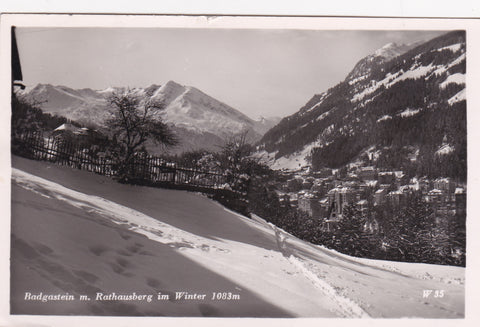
89 245 109 256
146 277 162 288
168 242 194 250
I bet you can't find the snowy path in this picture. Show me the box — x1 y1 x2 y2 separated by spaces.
10 160 465 317
269 224 369 318
253 216 464 318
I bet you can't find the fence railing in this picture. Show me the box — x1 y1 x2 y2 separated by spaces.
12 131 228 190
127 153 227 188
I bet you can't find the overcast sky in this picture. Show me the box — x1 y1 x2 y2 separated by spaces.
16 28 445 119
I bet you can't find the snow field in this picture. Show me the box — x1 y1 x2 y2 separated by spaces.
11 167 339 317
440 73 465 89
10 159 465 318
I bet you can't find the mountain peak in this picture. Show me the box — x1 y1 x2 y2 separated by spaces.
154 80 187 103
98 86 117 94
347 41 417 82
378 42 398 51
163 80 186 91
383 42 397 48
373 42 409 61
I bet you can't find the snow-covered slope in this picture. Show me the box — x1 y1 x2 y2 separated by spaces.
10 156 464 317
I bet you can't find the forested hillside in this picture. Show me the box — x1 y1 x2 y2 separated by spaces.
258 31 466 181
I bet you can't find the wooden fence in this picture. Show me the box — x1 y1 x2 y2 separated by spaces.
127 154 227 188
12 131 228 189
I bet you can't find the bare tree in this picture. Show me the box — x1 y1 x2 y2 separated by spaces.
106 88 177 181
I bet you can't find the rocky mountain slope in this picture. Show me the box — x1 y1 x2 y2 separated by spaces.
257 31 466 180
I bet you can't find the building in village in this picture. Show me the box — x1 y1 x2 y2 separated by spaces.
374 188 388 206
313 167 333 178
298 192 323 218
288 193 298 208
378 172 395 185
327 187 356 220
394 171 408 186
455 187 467 225
356 199 369 214
358 166 377 181
433 177 456 198
386 191 404 207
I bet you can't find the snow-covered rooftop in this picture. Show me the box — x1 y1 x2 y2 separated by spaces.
455 187 466 194
53 123 88 135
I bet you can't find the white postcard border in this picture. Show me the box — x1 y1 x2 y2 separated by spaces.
1 13 479 327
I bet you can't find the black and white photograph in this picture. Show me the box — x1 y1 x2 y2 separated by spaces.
2 13 478 323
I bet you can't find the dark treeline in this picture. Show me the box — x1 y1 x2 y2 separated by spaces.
11 94 83 134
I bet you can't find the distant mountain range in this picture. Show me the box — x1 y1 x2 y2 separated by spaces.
257 31 466 181
20 81 280 154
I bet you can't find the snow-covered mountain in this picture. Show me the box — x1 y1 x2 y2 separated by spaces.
20 81 274 154
258 31 466 177
23 84 110 125
146 81 258 135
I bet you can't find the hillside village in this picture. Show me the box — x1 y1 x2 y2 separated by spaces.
276 162 466 233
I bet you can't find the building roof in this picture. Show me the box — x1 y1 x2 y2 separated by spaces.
378 171 394 176
365 180 378 187
455 187 466 195
388 190 402 195
435 177 452 183
54 123 88 135
289 193 298 201
327 186 353 194
301 192 316 199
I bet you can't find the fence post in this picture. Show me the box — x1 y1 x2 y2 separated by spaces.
143 155 148 181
